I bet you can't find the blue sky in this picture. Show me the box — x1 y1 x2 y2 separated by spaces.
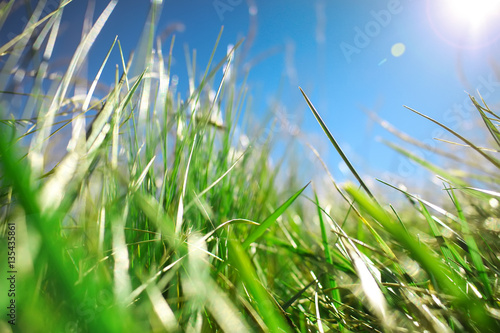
3 0 500 186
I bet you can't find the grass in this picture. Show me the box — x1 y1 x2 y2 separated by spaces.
1 2 500 332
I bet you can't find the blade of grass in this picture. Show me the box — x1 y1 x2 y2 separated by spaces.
300 87 374 198
419 202 461 273
176 134 197 234
404 105 500 169
0 125 137 332
228 239 292 333
242 182 309 249
382 139 469 187
314 191 344 329
185 234 251 332
0 1 14 32
344 183 464 296
0 0 73 57
345 182 499 331
471 96 500 148
445 185 493 299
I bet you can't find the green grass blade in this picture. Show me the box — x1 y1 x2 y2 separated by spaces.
300 87 374 198
0 127 136 333
471 96 500 148
242 182 309 249
383 139 468 187
0 1 14 32
0 0 73 57
345 183 498 331
133 192 177 247
446 185 493 299
228 239 292 332
404 105 500 169
314 192 343 316
344 183 464 296
419 202 461 273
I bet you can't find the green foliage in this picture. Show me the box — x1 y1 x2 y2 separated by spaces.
1 2 500 333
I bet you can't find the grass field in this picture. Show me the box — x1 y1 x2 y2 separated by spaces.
1 2 500 332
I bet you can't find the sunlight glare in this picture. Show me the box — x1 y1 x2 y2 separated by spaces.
445 0 500 30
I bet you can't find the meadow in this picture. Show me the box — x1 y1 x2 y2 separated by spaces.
1 2 500 332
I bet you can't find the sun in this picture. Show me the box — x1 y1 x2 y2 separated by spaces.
427 0 500 48
444 0 500 31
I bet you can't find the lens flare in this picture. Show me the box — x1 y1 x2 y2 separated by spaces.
445 0 500 31
391 43 406 57
427 0 500 49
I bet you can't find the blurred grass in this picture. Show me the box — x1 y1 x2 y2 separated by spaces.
1 2 500 333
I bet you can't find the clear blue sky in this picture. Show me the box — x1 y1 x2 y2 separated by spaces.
3 0 500 185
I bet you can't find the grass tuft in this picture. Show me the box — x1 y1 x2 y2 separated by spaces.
1 2 500 332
